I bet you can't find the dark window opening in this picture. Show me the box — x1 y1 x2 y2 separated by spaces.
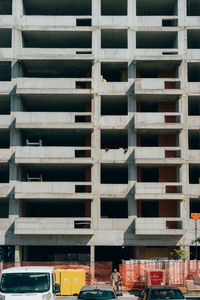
190 199 200 216
187 30 200 49
20 60 92 78
0 96 10 114
140 134 158 147
187 0 200 16
0 200 8 218
0 29 12 48
189 165 200 184
25 200 89 217
141 167 159 182
101 130 128 149
23 0 91 16
189 131 200 149
101 164 128 184
141 200 159 217
0 62 11 81
101 62 128 82
76 19 91 26
0 0 12 15
188 63 200 82
101 30 127 49
136 0 177 16
22 31 92 48
101 0 127 16
139 102 158 112
101 199 128 218
136 32 178 49
188 96 200 115
21 129 91 147
162 19 178 27
101 96 127 115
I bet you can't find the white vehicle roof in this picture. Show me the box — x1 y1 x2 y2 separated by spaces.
2 266 54 274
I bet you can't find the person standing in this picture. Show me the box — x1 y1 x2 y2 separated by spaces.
110 269 121 293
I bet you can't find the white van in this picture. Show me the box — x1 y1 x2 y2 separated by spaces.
0 266 60 300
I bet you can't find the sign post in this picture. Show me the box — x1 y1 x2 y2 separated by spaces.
191 213 200 260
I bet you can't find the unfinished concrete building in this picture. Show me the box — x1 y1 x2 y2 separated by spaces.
0 0 200 265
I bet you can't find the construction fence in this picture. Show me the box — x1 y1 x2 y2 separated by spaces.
1 260 200 291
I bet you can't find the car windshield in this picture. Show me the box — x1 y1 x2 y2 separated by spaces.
151 289 184 299
0 272 50 293
79 290 116 300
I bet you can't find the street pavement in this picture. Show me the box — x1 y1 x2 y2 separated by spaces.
56 295 200 300
56 296 138 300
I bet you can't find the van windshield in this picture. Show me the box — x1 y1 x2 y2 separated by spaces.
0 273 50 293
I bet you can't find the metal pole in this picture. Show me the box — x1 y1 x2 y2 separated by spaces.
195 219 198 260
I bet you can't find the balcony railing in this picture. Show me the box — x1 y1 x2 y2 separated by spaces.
135 217 184 235
14 218 93 235
135 182 183 199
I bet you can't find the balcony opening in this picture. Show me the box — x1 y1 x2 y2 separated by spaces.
101 198 128 218
136 0 177 16
138 132 178 147
187 0 200 16
187 30 200 49
137 98 177 113
188 96 200 115
0 29 11 48
25 199 90 218
21 94 92 113
136 32 178 49
0 0 12 15
140 200 159 217
23 0 91 16
189 131 200 149
190 198 200 216
20 60 92 78
0 199 8 218
22 164 91 182
189 164 200 184
23 246 90 262
21 129 91 147
0 96 10 114
188 63 200 82
101 30 127 49
76 19 91 26
0 163 9 183
101 164 128 184
101 0 127 16
0 62 11 81
101 96 127 115
138 166 178 182
22 31 92 48
138 200 179 218
139 167 159 182
101 130 128 149
136 61 179 78
162 19 178 27
101 62 128 82
0 130 10 148
0 246 14 263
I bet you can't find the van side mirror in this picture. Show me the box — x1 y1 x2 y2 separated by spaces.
53 283 60 293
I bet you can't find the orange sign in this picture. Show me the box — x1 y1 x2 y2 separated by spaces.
191 213 200 220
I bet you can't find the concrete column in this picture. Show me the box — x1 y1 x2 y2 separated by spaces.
90 245 95 284
15 245 22 264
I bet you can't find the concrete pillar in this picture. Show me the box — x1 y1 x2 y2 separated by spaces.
90 245 95 284
15 245 22 264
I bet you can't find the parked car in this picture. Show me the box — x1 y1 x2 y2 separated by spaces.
77 285 119 300
138 285 185 300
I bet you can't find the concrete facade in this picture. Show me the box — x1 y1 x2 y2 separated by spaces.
0 0 200 262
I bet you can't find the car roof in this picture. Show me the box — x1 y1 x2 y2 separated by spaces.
80 285 114 292
2 266 54 274
147 286 181 290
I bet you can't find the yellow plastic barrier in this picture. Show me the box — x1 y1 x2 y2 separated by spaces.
71 269 86 295
61 269 72 296
60 269 86 296
54 269 62 296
